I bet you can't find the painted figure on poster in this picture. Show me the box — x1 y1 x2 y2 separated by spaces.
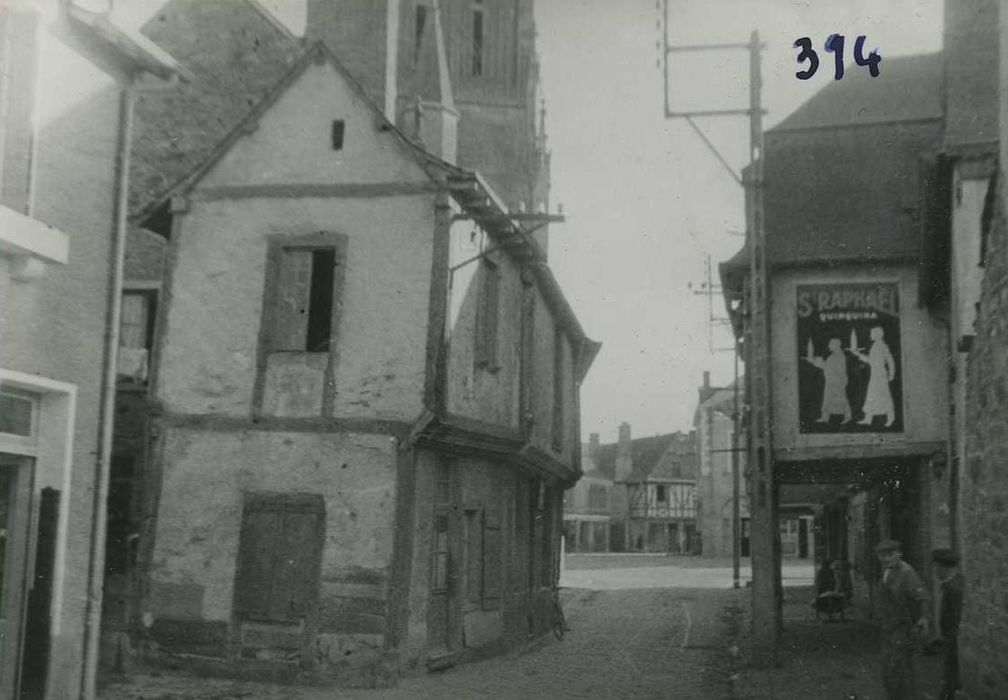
848 326 897 427
802 337 852 423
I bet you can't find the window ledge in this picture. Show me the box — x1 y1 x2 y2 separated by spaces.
0 205 70 279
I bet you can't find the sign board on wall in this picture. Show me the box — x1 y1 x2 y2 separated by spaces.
796 283 903 433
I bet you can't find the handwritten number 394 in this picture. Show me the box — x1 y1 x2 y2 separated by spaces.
795 35 881 80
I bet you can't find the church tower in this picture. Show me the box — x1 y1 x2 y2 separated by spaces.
306 0 551 252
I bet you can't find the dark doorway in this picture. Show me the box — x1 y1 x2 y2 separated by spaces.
798 517 809 559
20 487 59 699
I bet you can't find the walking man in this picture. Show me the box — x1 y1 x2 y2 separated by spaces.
875 539 930 699
931 548 963 700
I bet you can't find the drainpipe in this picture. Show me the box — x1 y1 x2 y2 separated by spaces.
81 81 134 700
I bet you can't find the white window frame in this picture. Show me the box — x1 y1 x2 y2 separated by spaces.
0 368 76 637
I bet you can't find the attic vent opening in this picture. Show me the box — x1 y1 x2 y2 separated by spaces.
331 120 345 150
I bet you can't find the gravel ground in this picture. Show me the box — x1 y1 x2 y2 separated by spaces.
731 585 944 700
99 587 743 700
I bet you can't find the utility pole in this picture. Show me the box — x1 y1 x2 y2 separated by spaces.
742 28 779 666
688 254 735 353
662 2 777 663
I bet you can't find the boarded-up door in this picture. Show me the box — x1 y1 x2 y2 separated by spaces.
234 493 325 623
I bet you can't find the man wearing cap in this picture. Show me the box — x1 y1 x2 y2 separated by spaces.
875 539 930 699
931 548 963 700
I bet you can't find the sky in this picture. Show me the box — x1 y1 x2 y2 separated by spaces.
112 0 944 443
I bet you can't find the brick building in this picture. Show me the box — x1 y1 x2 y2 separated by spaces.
0 2 182 697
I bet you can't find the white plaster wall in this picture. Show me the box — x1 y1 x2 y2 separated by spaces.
200 60 430 188
157 55 439 419
771 265 948 454
159 194 434 418
148 427 397 622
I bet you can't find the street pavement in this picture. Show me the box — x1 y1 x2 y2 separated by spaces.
559 554 813 591
102 555 941 700
99 555 748 699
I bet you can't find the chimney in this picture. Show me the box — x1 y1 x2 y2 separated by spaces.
615 422 632 481
699 370 714 403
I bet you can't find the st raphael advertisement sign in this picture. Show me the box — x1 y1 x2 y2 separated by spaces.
797 283 903 433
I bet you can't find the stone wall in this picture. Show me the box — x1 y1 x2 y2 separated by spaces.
961 182 1008 699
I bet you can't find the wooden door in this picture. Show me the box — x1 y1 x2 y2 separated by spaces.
0 455 34 698
427 463 455 652
233 493 325 624
19 488 58 698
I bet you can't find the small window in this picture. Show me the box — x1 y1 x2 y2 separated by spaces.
656 485 667 503
471 1 484 76
118 290 157 384
551 328 565 450
331 120 345 150
274 247 337 353
0 390 36 437
474 258 500 370
431 512 450 592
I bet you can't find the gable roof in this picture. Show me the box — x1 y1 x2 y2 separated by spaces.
772 54 943 133
762 53 944 266
623 431 696 483
594 431 695 483
129 0 303 219
133 41 442 225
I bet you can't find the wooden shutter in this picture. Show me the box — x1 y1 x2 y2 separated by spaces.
273 250 313 351
474 260 500 369
464 509 482 606
482 509 501 610
552 329 565 450
234 494 324 623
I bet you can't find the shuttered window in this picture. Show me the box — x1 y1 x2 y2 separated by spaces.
464 509 482 606
462 507 502 610
273 248 337 353
482 508 501 610
552 329 565 450
234 494 325 623
474 258 500 370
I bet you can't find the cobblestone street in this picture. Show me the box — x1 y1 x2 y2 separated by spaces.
99 558 746 700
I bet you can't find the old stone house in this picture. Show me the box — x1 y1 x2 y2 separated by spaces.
0 2 182 697
117 25 595 682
